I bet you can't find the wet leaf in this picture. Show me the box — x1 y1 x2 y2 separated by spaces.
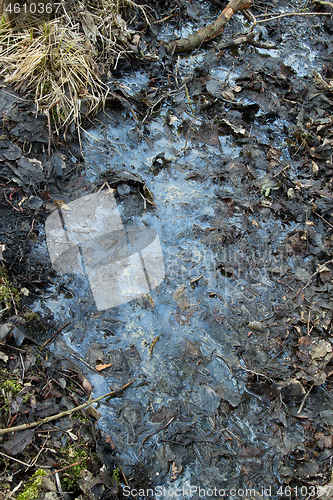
12 326 25 346
320 410 333 426
173 286 190 310
183 338 201 358
315 432 333 449
0 323 13 340
206 79 223 97
221 90 235 101
221 118 246 136
151 405 176 424
85 405 101 420
311 339 332 360
15 157 44 184
295 288 305 307
1 141 21 161
3 429 34 456
76 374 93 395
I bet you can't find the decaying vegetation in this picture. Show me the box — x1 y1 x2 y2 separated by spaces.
0 0 152 133
1 0 333 498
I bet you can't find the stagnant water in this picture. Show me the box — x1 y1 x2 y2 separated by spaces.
33 3 333 498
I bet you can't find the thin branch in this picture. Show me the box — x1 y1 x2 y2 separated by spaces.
314 211 333 229
0 379 135 436
256 11 331 24
0 451 32 467
298 384 313 414
313 0 333 8
302 259 333 291
138 417 175 454
41 321 72 348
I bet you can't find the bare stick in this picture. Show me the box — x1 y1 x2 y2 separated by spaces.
256 11 331 24
138 417 175 454
298 384 313 414
42 321 72 348
0 379 135 436
314 211 333 229
313 0 333 8
302 259 333 291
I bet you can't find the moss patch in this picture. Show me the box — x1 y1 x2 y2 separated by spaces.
16 469 48 500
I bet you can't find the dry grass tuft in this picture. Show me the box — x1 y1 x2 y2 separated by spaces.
0 0 153 133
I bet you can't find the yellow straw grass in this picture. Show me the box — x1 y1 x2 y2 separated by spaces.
0 18 108 132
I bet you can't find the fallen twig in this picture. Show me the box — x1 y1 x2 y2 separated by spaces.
46 461 79 476
0 379 135 436
298 384 313 414
302 259 333 291
256 11 331 24
217 32 277 51
41 321 72 348
138 417 175 454
313 0 333 8
166 0 252 54
313 211 333 229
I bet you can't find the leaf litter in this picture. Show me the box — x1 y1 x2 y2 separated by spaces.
0 0 333 498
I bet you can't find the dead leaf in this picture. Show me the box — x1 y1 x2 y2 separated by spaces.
221 118 246 136
0 323 13 340
315 433 333 449
173 286 190 310
95 363 112 372
295 288 305 307
3 429 35 456
76 374 93 395
0 351 8 362
311 340 332 360
170 462 183 481
85 405 101 420
221 90 235 101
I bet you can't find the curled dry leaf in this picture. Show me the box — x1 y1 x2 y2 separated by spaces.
95 363 113 372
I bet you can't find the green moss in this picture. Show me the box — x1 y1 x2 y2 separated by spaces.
24 311 46 334
16 469 47 500
1 379 22 396
61 446 89 491
112 466 121 484
0 265 21 313
0 377 23 425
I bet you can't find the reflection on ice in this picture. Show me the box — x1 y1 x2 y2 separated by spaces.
45 191 164 310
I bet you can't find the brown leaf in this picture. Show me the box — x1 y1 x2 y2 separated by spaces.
76 374 93 395
315 433 333 449
221 197 235 208
95 363 112 372
320 270 332 283
151 406 176 424
295 288 305 307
